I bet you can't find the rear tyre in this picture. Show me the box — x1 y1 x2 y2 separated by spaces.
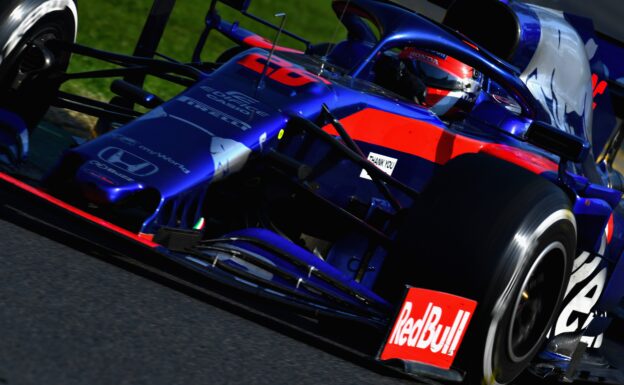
377 153 575 384
0 11 75 129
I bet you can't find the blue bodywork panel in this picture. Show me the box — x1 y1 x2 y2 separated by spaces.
38 0 624 333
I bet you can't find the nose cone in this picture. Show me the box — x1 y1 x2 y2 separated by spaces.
75 160 145 205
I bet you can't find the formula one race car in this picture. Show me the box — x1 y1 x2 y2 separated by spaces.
0 0 623 383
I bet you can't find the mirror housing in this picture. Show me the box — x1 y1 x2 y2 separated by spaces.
526 121 590 163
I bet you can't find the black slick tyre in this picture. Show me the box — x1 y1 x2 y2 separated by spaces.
376 153 575 384
0 10 75 129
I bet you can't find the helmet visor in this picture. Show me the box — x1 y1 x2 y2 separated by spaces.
406 60 465 91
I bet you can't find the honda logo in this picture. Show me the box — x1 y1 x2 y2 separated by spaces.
98 147 159 177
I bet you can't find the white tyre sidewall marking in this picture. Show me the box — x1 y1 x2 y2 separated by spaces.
1 0 78 65
482 209 575 385
506 241 567 363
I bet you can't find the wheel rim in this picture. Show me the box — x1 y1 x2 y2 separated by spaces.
9 28 61 90
18 33 56 72
0 20 69 128
507 241 567 362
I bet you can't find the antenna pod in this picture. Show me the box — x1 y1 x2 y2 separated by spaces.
256 12 287 94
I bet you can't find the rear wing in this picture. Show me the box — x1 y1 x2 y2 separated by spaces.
563 13 624 159
589 32 624 167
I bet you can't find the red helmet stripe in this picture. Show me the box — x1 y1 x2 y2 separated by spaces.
399 48 472 79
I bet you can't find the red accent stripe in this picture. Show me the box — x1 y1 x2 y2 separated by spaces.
480 144 558 174
591 73 608 110
139 232 155 242
0 172 159 248
322 108 558 173
462 40 479 51
242 35 304 54
606 213 615 244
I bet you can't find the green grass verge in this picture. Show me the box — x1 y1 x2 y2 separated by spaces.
64 0 344 100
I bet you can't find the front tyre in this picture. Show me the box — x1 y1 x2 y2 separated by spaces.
0 10 75 129
377 154 575 384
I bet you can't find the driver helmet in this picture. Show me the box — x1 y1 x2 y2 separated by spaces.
399 47 482 119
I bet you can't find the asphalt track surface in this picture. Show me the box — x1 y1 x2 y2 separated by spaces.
0 211 420 385
3 190 623 385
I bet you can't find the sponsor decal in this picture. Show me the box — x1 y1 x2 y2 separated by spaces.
110 135 191 175
360 152 397 180
400 48 440 65
379 287 477 369
550 222 611 348
98 147 159 177
200 86 270 118
551 250 607 348
137 145 190 175
88 160 135 183
178 96 252 131
137 105 216 137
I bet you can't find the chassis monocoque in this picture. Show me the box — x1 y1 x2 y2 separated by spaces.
0 0 623 383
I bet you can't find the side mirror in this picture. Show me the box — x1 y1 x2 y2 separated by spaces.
526 121 590 163
218 0 250 11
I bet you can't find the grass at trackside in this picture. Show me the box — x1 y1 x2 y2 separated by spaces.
64 0 344 100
